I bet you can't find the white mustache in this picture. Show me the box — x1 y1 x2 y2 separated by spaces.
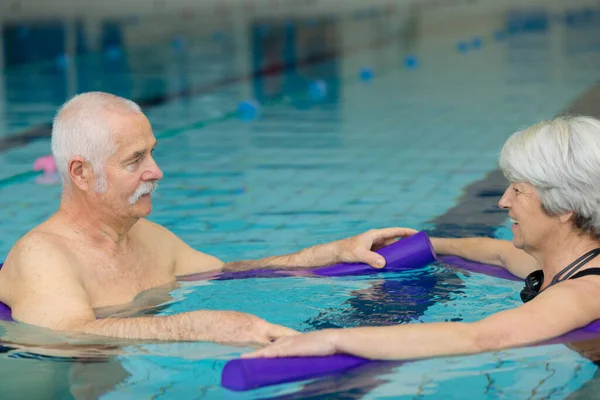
129 181 158 204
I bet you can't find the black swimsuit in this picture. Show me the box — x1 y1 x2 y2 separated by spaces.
519 250 600 368
570 268 600 279
520 248 600 303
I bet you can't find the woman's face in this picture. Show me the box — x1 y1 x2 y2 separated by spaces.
498 182 560 252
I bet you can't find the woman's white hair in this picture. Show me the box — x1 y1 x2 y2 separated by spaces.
499 115 600 239
51 92 142 192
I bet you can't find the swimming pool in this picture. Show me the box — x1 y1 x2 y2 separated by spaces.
1 0 600 398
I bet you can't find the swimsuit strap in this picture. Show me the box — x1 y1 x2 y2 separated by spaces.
569 268 600 280
550 248 600 286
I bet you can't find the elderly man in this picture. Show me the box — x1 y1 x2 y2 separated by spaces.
0 92 409 345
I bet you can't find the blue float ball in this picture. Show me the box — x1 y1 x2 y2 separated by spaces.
456 40 469 52
237 100 260 121
471 36 483 49
404 55 419 69
56 54 70 69
359 67 374 81
308 80 328 101
106 45 122 60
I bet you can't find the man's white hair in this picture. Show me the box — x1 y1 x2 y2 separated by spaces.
51 92 142 192
499 115 600 239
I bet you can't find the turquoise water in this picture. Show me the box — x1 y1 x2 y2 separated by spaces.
2 1 600 398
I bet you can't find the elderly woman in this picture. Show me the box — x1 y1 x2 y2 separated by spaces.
245 115 600 361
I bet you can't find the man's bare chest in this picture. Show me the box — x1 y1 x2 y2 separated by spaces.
74 244 175 308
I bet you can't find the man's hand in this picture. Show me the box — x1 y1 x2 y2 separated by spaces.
220 227 420 272
203 311 299 347
331 227 419 268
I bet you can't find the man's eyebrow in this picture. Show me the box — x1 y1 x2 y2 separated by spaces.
124 142 156 161
126 150 146 161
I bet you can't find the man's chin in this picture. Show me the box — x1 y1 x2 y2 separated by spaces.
130 196 152 214
132 205 152 219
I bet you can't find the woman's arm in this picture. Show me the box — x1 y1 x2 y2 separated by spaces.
245 277 600 360
432 237 539 279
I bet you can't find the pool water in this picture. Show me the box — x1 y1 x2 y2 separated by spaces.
1 0 600 398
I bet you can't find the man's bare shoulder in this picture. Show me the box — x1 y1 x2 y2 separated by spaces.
134 217 171 233
3 229 75 275
132 219 224 276
1 228 96 328
0 228 80 313
132 218 185 247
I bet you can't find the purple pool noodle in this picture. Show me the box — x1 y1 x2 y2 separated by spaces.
312 231 437 277
221 247 600 392
179 269 292 281
437 255 522 282
221 354 371 391
543 325 600 345
217 270 289 279
0 302 11 322
180 231 436 281
0 263 11 322
222 321 600 392
583 319 600 332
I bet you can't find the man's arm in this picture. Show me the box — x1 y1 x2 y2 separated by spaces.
431 237 539 279
6 234 295 345
159 219 537 279
221 231 540 277
174 227 419 276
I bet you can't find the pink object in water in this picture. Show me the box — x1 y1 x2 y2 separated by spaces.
33 155 60 185
33 155 57 173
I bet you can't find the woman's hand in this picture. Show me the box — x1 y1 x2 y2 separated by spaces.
242 329 340 358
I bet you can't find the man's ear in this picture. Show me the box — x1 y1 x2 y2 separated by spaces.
68 156 92 191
